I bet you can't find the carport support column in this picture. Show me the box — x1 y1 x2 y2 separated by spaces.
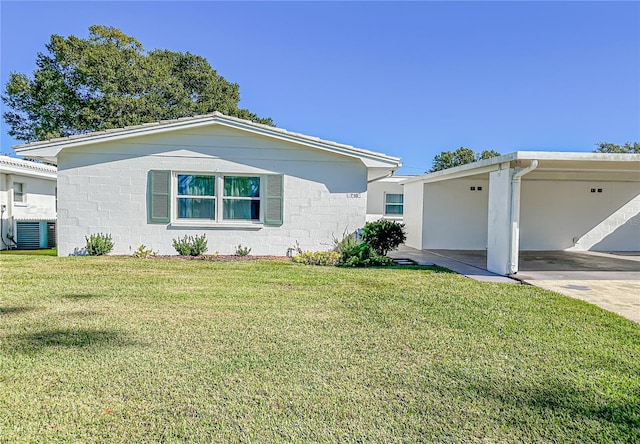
487 165 513 275
487 161 538 275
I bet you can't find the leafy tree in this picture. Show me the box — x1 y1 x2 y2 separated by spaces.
593 142 639 154
478 149 501 160
429 147 501 172
2 25 273 142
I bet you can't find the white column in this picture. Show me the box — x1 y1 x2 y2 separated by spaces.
487 166 512 274
402 181 424 249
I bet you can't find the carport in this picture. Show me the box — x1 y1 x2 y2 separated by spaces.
402 152 640 275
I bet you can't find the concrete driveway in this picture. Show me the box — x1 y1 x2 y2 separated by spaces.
393 247 640 324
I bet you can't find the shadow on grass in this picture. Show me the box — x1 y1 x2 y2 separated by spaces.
0 306 33 316
62 293 104 300
3 328 134 353
464 373 639 434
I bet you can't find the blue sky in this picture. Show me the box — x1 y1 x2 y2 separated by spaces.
1 1 638 173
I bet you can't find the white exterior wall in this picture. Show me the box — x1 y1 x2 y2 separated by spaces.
366 177 405 222
520 179 640 251
55 125 368 256
402 181 425 249
0 166 57 250
422 178 489 250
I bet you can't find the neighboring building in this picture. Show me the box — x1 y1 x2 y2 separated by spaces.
0 156 57 250
15 112 400 256
402 151 640 275
365 175 411 222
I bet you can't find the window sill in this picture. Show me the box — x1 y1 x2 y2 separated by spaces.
169 221 264 230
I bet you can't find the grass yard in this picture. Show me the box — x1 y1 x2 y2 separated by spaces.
1 254 639 443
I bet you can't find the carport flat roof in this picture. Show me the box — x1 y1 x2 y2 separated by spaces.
402 151 640 184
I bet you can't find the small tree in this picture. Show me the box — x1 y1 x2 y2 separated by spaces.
361 220 407 256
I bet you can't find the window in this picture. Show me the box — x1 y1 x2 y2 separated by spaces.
385 193 403 215
223 176 260 220
13 182 24 203
176 175 216 219
149 171 283 226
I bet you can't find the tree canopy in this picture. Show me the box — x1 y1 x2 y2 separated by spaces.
593 142 639 154
2 25 273 142
429 147 501 172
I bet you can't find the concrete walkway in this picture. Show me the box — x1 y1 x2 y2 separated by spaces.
390 246 520 284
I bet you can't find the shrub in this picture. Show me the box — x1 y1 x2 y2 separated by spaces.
172 234 208 256
235 244 251 257
293 250 340 266
132 244 156 258
85 233 114 256
332 230 393 267
361 220 407 256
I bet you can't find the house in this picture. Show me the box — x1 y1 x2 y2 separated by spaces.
14 112 401 256
365 175 411 222
0 156 57 250
401 151 640 275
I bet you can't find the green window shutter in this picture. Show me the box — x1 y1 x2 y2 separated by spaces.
149 170 171 223
264 174 284 226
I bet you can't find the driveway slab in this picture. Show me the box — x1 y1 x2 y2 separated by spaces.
529 280 640 324
393 246 640 324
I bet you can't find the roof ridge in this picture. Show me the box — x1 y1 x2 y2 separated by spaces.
13 112 401 163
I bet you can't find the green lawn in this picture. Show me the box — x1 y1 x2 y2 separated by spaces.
1 255 638 443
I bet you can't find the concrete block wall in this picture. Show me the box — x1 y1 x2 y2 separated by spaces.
55 127 368 256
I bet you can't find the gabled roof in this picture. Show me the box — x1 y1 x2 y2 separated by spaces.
0 156 57 179
402 151 640 184
13 112 401 169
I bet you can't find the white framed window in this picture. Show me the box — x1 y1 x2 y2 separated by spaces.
149 170 283 226
223 176 261 221
176 174 216 220
13 182 25 203
384 193 403 215
173 173 262 223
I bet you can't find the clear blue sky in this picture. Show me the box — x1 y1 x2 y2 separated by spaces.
1 1 638 173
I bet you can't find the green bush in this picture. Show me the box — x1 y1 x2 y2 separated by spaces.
333 231 393 267
85 233 114 256
235 244 252 257
172 234 208 256
361 220 407 256
293 250 340 266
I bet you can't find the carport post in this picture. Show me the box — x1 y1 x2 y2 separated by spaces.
487 165 513 275
508 160 538 274
487 160 538 275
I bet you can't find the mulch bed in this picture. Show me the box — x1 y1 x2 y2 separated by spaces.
147 255 292 262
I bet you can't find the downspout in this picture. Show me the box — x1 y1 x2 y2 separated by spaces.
367 170 396 184
508 160 538 274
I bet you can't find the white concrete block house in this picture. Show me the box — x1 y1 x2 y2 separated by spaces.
0 156 57 250
402 152 640 275
15 113 400 256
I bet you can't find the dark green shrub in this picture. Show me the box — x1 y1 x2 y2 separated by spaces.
333 231 393 267
85 233 114 256
361 220 407 256
293 250 340 266
172 234 208 256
